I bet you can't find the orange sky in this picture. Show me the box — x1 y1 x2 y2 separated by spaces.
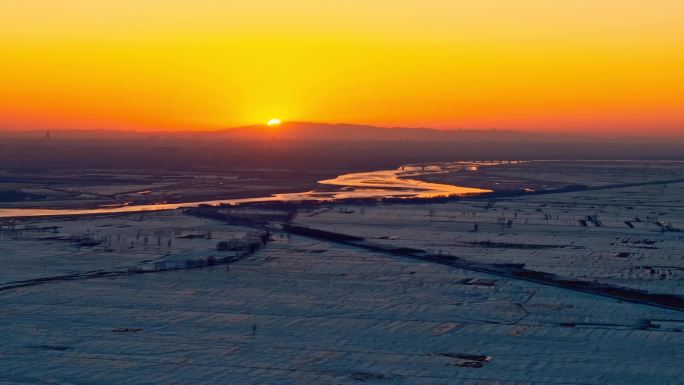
1 1 683 136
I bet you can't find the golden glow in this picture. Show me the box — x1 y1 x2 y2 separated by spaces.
267 118 282 127
0 1 683 136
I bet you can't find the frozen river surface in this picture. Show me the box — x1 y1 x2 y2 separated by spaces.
0 163 491 218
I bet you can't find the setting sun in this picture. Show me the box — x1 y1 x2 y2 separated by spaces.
267 118 282 127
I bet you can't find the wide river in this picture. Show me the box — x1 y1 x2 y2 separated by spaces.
0 163 493 218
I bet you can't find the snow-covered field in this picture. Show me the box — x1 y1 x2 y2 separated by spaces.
1 162 683 384
2 233 683 384
0 211 260 285
297 180 684 296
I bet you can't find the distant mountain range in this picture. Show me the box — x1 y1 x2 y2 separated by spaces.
3 122 684 166
1 121 679 144
213 121 594 142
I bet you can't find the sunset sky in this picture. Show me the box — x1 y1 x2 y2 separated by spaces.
1 1 683 136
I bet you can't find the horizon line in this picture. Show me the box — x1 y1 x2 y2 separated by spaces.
1 121 683 141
